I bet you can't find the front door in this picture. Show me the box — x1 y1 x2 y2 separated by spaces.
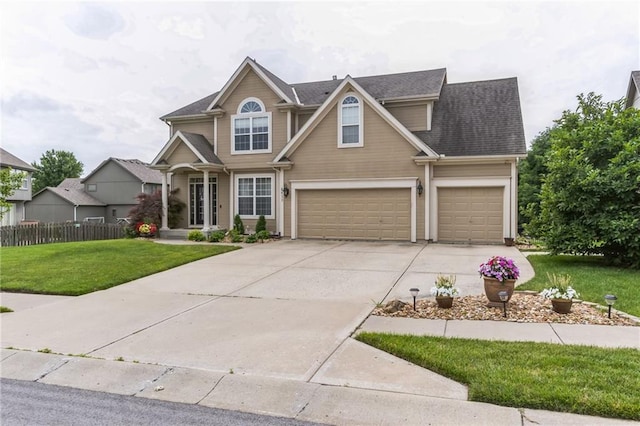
189 176 217 227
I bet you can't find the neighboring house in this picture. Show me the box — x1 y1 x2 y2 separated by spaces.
625 71 640 108
0 148 37 226
81 158 162 222
25 158 162 223
25 178 106 223
151 57 526 244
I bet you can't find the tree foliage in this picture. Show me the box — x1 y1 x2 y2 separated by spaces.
233 214 245 234
128 189 186 230
31 149 83 193
518 128 553 236
539 93 640 267
0 167 26 220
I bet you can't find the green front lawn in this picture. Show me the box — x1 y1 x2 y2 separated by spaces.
0 240 239 296
357 333 640 420
517 255 640 317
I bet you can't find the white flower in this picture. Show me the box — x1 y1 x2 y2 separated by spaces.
430 286 460 297
540 286 579 300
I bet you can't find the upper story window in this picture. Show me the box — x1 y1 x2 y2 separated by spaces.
338 94 363 148
232 98 272 154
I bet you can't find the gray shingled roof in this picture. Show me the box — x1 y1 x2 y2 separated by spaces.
46 182 105 206
160 66 447 118
81 158 162 184
160 92 219 120
112 158 162 183
253 61 296 102
0 148 36 171
180 132 224 164
414 78 526 156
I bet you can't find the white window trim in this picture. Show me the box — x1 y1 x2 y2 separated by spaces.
235 173 276 219
21 176 28 190
231 97 272 155
337 93 364 148
87 184 97 192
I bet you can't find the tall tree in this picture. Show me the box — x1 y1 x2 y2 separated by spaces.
518 128 552 236
0 168 26 220
539 93 640 267
31 150 83 193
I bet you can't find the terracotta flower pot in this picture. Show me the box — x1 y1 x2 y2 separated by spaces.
551 299 573 314
436 296 454 309
483 277 516 307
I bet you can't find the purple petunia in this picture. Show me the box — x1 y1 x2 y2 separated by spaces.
479 256 520 282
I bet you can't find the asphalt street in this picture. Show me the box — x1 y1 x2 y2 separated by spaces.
0 378 322 426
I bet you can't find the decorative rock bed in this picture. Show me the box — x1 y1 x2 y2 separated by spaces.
373 291 638 326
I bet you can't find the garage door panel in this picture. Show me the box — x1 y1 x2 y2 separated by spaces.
298 188 411 241
438 187 503 244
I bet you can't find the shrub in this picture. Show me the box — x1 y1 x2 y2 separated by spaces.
245 233 258 244
128 189 185 231
187 230 205 241
255 215 266 233
229 229 244 243
233 214 245 234
257 230 270 242
208 229 227 242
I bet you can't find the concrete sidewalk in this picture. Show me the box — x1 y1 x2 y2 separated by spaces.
360 316 640 349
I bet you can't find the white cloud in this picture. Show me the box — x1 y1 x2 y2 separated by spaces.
0 0 638 174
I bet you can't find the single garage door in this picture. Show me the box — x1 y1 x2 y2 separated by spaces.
297 188 411 240
438 187 503 243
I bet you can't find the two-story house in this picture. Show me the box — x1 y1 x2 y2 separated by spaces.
25 158 162 223
151 57 526 244
0 148 37 226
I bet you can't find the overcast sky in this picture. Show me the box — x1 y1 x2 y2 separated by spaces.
1 1 638 176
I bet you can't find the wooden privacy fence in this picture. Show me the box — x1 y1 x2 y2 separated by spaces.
0 222 125 247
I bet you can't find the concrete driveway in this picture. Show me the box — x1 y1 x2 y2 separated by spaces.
1 240 532 386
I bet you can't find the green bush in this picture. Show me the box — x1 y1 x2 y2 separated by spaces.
255 215 266 233
244 233 258 244
233 214 245 234
187 230 206 242
257 230 270 242
229 229 244 243
208 229 227 242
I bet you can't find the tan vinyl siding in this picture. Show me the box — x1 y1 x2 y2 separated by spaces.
288 102 422 181
433 163 511 178
166 143 200 164
297 112 313 130
216 69 287 168
386 105 427 131
172 120 214 142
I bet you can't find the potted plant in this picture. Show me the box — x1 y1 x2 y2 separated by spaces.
540 273 579 314
430 274 459 309
478 256 520 307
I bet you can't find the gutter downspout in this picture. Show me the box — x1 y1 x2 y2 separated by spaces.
74 205 78 222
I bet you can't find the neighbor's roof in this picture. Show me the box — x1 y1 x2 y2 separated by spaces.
0 148 37 171
625 70 640 109
82 158 162 184
160 65 447 119
414 78 526 156
40 178 105 206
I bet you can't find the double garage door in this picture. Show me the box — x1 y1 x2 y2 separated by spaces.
437 187 504 244
297 188 411 240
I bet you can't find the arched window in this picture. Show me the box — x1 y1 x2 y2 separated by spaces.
339 95 363 147
232 98 271 153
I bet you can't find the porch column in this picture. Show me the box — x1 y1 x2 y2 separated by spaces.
161 172 169 230
202 170 210 231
